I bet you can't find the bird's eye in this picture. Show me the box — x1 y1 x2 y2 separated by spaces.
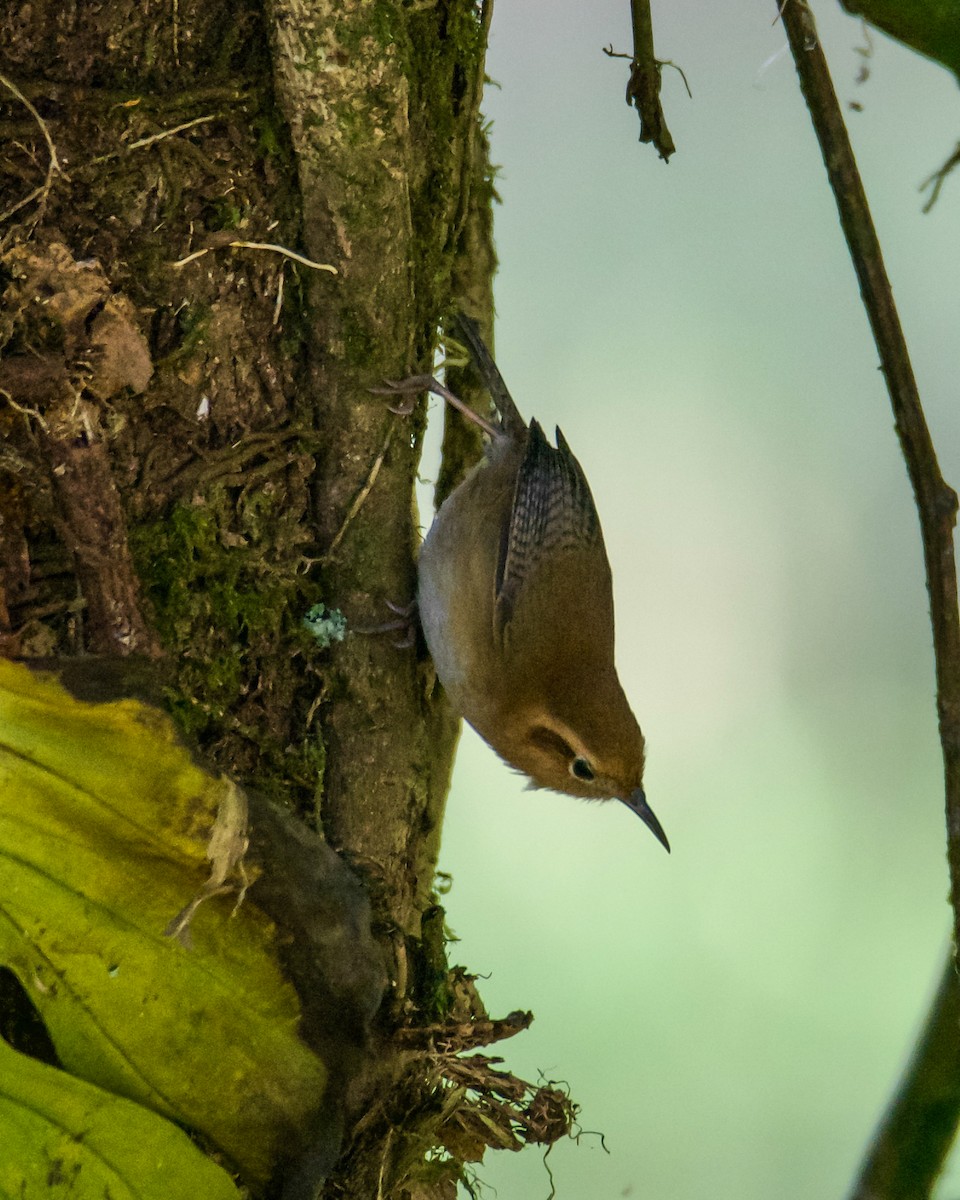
570 757 595 782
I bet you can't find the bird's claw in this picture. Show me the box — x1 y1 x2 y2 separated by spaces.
369 375 441 417
354 598 418 650
371 372 501 440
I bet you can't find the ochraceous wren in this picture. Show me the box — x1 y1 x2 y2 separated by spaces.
386 313 668 851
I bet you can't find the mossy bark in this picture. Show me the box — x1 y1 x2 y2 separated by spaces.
264 0 485 938
0 1 514 1195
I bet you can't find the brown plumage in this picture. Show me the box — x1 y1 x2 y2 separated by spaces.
406 313 667 850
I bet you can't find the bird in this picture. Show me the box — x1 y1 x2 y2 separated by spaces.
381 313 668 851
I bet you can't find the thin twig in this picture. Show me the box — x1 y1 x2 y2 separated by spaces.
272 264 285 325
660 59 693 100
0 387 50 433
0 73 59 174
0 182 48 226
170 240 338 273
0 112 220 223
323 427 395 561
121 113 214 153
603 46 692 99
87 114 217 165
0 71 62 225
617 0 678 161
920 141 960 213
776 1 960 1193
375 1127 393 1200
0 112 218 224
227 241 339 272
169 246 209 267
171 0 181 66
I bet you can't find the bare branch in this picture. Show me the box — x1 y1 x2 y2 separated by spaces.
604 0 681 161
778 0 960 923
847 951 960 1200
776 1 960 1191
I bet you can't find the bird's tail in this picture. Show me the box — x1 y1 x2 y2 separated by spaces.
450 311 527 438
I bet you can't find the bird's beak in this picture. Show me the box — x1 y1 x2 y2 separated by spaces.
623 789 670 852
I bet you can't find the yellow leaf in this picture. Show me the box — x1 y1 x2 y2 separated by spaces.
0 659 327 1185
0 1036 240 1198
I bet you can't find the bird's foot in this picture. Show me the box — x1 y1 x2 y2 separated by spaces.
371 375 500 439
353 599 418 649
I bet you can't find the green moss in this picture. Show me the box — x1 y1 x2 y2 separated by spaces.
153 302 212 368
129 489 328 808
132 501 265 712
332 0 407 64
402 0 487 331
252 109 285 159
209 14 248 75
340 308 377 370
417 904 453 1020
205 196 244 231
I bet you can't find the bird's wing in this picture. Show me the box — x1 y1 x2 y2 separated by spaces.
494 420 604 639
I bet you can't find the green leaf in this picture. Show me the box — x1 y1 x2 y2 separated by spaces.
840 0 960 83
0 659 327 1186
0 1035 240 1199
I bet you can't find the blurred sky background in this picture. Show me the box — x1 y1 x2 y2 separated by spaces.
417 2 960 1198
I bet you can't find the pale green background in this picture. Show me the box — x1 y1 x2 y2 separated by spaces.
423 2 960 1198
